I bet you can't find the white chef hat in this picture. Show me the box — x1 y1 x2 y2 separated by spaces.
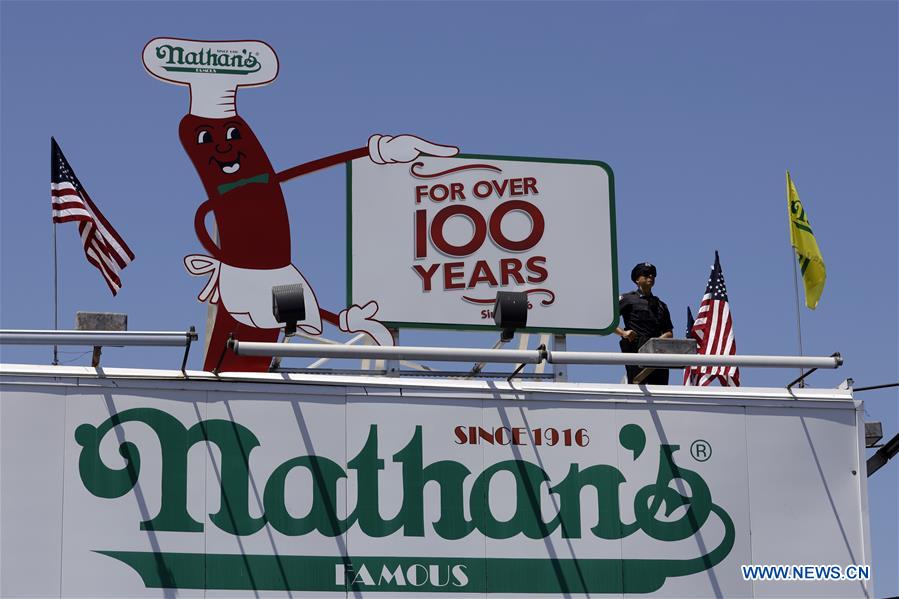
142 37 279 119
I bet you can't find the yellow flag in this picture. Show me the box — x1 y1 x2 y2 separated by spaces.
787 171 826 309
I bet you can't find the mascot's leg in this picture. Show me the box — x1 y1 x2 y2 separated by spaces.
202 309 279 373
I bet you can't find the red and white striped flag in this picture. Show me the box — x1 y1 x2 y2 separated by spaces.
51 138 134 295
685 251 740 386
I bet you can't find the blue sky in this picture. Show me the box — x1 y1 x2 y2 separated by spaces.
1 1 896 595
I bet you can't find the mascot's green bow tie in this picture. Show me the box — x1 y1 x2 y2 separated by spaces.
217 173 269 195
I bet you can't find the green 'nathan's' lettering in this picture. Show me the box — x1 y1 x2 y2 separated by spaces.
76 408 735 593
76 409 718 542
154 44 262 75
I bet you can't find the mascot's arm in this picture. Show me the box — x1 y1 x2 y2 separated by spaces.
274 135 459 183
275 148 367 183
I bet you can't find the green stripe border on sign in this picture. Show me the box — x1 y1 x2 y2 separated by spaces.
345 153 619 335
97 500 734 593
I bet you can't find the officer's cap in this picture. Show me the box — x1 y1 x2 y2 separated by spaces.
631 262 657 282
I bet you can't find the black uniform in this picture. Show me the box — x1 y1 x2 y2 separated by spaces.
619 290 674 384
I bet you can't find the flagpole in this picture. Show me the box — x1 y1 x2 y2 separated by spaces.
52 219 59 365
788 171 804 387
51 138 59 366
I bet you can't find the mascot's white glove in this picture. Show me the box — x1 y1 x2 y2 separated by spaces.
339 301 394 347
368 134 459 164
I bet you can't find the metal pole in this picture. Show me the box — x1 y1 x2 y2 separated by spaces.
0 330 197 347
547 351 840 369
50 139 60 366
232 340 543 365
788 171 805 387
52 217 59 365
229 340 843 371
791 248 804 386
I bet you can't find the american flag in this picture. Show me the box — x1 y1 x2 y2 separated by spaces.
685 251 739 386
51 138 134 295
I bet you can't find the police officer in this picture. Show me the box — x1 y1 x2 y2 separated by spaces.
615 262 673 384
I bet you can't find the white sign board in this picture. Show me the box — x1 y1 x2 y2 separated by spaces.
0 372 872 597
349 155 618 333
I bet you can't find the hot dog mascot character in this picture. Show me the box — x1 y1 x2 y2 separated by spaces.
143 38 458 372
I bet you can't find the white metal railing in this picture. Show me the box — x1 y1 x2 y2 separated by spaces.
0 329 198 373
233 341 542 364
547 351 841 369
0 330 195 347
229 339 842 371
0 329 843 381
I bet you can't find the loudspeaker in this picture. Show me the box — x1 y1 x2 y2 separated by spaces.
272 284 305 336
493 291 528 340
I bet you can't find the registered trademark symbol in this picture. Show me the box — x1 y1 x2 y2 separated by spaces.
691 439 711 462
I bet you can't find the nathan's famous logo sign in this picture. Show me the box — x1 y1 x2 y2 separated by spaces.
153 42 263 75
349 155 618 334
75 408 734 594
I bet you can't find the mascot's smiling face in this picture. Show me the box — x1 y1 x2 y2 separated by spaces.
178 114 273 194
